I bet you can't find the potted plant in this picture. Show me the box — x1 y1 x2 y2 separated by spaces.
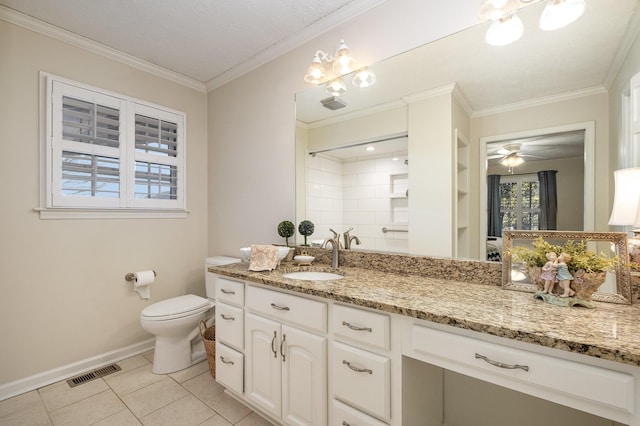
509 237 620 302
277 220 296 261
298 220 314 246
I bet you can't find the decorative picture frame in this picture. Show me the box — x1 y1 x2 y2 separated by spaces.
502 230 632 304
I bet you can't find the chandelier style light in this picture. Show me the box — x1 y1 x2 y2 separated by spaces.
303 39 376 97
479 0 586 47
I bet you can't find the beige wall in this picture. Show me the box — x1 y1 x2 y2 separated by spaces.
0 20 208 384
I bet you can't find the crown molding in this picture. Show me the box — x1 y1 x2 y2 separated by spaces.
0 5 207 93
472 86 608 118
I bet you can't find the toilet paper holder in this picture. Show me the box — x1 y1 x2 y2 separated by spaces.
125 270 157 282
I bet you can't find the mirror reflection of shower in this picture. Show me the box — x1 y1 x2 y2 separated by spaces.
305 133 409 253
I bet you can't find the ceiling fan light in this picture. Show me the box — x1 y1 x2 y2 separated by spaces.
539 0 586 31
304 55 325 85
500 153 525 168
486 12 524 46
352 67 376 88
324 77 347 97
332 39 356 75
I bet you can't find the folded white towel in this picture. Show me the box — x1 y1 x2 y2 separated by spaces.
248 244 280 271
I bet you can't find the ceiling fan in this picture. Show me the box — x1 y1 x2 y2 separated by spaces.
488 142 537 173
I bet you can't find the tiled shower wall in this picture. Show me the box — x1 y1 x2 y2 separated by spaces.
306 153 409 252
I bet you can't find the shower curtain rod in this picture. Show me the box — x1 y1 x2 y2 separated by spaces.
308 132 408 157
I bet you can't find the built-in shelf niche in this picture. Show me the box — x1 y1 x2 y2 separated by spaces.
390 173 409 223
455 130 470 258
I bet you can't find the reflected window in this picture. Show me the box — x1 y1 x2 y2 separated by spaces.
500 174 540 230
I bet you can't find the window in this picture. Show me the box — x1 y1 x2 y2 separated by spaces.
499 174 540 230
43 73 186 218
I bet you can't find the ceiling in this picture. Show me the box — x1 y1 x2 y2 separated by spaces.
0 0 385 90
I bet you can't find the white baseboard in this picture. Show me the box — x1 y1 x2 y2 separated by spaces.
0 338 155 401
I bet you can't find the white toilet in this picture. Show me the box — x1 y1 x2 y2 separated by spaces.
140 256 240 374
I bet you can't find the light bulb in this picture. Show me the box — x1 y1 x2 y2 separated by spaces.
324 78 347 97
304 55 325 85
332 40 356 75
539 0 586 31
485 12 524 46
352 68 376 88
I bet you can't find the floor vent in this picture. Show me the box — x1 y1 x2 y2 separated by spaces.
66 363 121 388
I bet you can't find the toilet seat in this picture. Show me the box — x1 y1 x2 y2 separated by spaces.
141 294 211 321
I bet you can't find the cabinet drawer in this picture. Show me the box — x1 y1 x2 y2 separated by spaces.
412 325 634 415
331 399 388 426
215 302 244 350
215 342 243 395
332 342 390 422
215 277 244 306
333 304 390 350
246 285 327 333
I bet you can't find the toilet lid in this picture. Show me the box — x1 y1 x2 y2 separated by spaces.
141 294 211 320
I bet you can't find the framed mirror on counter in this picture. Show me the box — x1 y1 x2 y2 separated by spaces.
502 231 632 304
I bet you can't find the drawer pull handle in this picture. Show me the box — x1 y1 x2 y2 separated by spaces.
270 303 290 311
220 289 235 295
220 314 235 321
342 321 372 332
342 360 372 374
219 356 234 365
271 331 278 358
475 353 529 372
342 422 350 426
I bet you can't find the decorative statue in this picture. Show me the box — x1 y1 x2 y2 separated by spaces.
556 252 575 297
540 251 558 294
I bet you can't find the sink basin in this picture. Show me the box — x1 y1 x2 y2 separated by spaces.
282 271 344 281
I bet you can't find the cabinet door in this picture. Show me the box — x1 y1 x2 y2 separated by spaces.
281 325 327 426
245 313 282 418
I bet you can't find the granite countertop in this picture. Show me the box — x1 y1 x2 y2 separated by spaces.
208 261 640 367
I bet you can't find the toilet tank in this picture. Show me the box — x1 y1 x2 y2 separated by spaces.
205 256 240 300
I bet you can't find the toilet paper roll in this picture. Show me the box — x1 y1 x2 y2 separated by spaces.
134 270 155 299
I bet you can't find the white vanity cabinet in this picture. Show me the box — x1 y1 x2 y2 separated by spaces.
214 276 246 395
245 285 328 426
331 304 392 424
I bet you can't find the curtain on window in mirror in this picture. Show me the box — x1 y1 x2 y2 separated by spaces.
538 170 558 230
487 174 502 237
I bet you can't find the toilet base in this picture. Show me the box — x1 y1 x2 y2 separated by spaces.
151 334 203 374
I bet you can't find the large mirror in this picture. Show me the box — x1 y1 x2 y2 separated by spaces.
295 0 639 261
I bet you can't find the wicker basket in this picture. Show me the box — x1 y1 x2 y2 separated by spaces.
199 320 215 379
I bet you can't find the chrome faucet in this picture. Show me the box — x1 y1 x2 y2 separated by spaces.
322 228 342 268
343 227 361 250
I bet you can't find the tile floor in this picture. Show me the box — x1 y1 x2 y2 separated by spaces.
0 352 274 426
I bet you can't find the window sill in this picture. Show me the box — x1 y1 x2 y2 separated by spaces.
34 207 189 220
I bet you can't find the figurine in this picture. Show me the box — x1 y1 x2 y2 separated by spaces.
540 251 558 294
556 252 575 297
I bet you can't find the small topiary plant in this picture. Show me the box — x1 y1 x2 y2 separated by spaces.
277 220 295 246
298 220 315 246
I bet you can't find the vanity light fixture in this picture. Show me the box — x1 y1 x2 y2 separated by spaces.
304 39 376 96
480 0 586 46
